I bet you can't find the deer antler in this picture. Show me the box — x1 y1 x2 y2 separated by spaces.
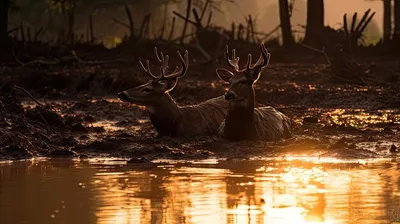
138 47 189 82
139 48 159 80
224 45 240 72
153 47 169 75
160 50 189 80
246 43 270 71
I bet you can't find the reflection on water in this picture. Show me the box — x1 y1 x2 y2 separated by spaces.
296 108 400 131
1 159 400 224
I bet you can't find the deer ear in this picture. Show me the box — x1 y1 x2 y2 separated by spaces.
247 67 262 83
163 79 178 92
216 68 233 83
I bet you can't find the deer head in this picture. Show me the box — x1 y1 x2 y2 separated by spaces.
118 47 189 106
216 43 270 102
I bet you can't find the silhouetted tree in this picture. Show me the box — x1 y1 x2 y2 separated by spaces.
0 0 9 44
278 0 294 47
383 0 392 43
303 0 324 48
395 0 400 40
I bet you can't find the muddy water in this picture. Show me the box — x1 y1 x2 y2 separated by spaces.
1 159 400 224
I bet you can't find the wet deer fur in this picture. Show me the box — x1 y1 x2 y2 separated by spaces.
118 47 228 137
216 43 292 141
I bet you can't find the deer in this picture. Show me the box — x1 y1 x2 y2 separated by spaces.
117 47 228 137
215 43 292 141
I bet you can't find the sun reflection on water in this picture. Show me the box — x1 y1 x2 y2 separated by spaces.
1 159 400 224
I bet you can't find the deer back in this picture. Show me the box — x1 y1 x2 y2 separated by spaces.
177 95 228 136
218 106 292 141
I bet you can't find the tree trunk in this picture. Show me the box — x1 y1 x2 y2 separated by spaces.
0 0 9 44
180 0 192 44
383 0 392 42
67 0 76 44
303 0 325 47
278 0 294 47
394 0 400 40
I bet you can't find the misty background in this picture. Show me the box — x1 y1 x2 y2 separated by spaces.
9 0 384 47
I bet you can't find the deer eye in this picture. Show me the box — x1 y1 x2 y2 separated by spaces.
142 88 151 93
240 80 247 85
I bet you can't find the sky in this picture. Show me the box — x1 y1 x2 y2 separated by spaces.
207 0 384 43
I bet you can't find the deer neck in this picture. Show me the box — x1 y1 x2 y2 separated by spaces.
224 90 257 140
147 94 181 136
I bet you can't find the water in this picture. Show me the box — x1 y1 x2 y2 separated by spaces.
1 158 400 224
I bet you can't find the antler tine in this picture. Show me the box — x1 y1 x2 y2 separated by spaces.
246 54 252 70
159 64 169 79
250 43 271 70
154 47 169 74
163 50 189 80
224 45 240 71
138 59 158 80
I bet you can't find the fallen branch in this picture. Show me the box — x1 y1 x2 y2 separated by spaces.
301 44 331 64
71 50 129 64
12 50 60 67
13 85 43 106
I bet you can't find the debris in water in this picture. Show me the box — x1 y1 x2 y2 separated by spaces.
303 116 319 124
390 144 398 153
127 157 152 164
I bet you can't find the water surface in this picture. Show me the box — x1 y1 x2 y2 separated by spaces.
1 158 400 224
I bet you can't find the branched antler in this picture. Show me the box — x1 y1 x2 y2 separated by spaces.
223 43 271 72
224 45 240 72
138 47 189 82
246 43 271 71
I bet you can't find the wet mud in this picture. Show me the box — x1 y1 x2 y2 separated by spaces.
1 45 399 161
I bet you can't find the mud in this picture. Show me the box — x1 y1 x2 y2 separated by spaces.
0 43 399 161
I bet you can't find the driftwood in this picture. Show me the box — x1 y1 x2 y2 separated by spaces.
343 9 375 51
302 44 366 84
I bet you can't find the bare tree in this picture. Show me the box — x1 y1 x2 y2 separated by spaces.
303 0 324 47
0 0 9 44
383 0 392 43
395 0 400 40
278 0 294 47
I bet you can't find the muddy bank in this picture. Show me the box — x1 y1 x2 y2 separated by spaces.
1 91 399 161
1 43 399 161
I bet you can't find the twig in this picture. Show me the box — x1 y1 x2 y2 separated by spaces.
112 18 130 29
12 50 60 66
173 11 197 26
301 44 331 64
13 85 43 106
71 50 129 64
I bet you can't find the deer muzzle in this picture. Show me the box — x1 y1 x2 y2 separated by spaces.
224 91 236 100
117 91 130 102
